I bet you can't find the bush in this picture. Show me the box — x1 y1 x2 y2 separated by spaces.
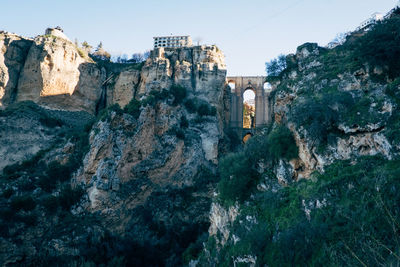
141 89 169 107
197 103 216 117
59 185 84 210
291 92 348 148
244 124 298 164
16 213 37 226
218 152 259 206
3 148 48 179
97 104 123 122
38 175 56 192
10 195 36 211
47 161 71 182
267 125 299 161
124 98 141 119
42 195 59 214
39 116 63 128
224 128 241 151
180 115 189 128
2 188 13 198
168 126 185 140
170 85 187 105
184 99 197 113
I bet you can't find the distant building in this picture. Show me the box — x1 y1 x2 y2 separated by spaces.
356 12 384 31
153 36 193 48
45 26 70 41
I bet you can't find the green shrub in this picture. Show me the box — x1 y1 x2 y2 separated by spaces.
184 99 197 113
42 195 59 214
10 195 36 211
38 175 56 192
77 47 86 58
197 103 216 117
97 104 122 122
2 188 13 198
58 185 84 210
217 152 259 206
124 98 141 119
16 213 37 226
170 85 187 105
142 89 169 107
267 125 298 161
47 161 71 182
244 124 297 164
224 128 241 151
3 149 48 179
180 115 189 128
193 166 218 186
39 116 63 128
176 129 185 140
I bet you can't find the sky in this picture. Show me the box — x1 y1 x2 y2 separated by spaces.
0 0 398 76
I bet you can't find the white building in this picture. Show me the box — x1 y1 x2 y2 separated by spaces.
356 12 384 31
153 36 193 48
45 27 70 41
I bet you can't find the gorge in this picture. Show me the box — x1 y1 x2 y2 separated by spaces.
1 9 400 266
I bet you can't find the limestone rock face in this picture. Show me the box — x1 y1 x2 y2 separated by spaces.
0 32 32 106
108 68 141 108
16 35 105 113
70 46 227 263
271 43 398 180
208 202 239 246
0 106 56 170
139 46 226 105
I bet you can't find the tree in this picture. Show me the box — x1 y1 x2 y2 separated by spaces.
143 50 150 60
129 51 150 63
265 54 287 77
130 53 145 63
97 42 103 50
81 41 92 53
92 41 111 61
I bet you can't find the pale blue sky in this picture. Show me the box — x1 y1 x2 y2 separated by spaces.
0 0 397 75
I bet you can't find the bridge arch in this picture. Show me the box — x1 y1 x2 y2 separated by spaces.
243 88 256 129
242 132 253 143
227 76 273 132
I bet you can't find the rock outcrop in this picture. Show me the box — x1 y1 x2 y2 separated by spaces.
269 43 399 180
0 39 228 265
70 45 227 264
0 31 32 106
16 35 106 113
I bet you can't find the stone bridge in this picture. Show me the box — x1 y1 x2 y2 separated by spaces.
227 76 274 141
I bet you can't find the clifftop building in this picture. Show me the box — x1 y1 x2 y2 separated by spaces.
153 35 192 48
45 26 70 41
356 12 384 31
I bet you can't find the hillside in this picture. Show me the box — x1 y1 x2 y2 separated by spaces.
0 29 228 266
0 9 400 267
196 9 400 267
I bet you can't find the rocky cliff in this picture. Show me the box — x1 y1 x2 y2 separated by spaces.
0 28 228 265
197 11 400 266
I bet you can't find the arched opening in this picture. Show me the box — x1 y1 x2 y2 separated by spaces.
263 82 272 92
243 89 255 129
243 133 252 143
228 81 236 93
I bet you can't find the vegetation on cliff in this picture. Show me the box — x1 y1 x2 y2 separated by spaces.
198 10 400 266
